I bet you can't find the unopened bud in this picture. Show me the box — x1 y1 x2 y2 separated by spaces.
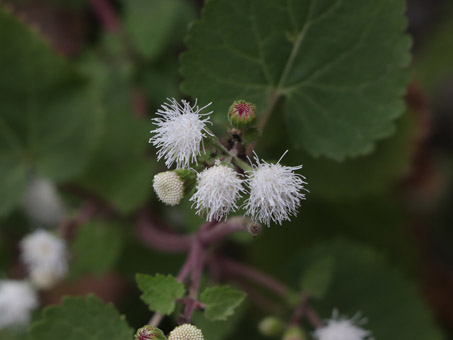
168 324 204 340
153 170 195 206
282 326 307 340
228 100 256 129
246 221 262 237
258 316 285 337
135 325 167 340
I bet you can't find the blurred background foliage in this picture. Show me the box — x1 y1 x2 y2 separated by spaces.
0 0 452 339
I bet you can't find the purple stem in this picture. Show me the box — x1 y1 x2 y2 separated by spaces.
200 217 247 245
137 211 193 253
217 256 288 297
89 0 120 33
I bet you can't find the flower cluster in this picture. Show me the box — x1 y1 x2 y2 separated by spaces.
20 229 68 289
314 311 372 340
150 98 308 226
168 324 204 340
0 280 38 329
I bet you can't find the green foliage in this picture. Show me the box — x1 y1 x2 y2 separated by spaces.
299 255 333 299
181 0 411 160
297 111 416 200
70 220 123 278
200 285 246 321
76 52 154 214
124 0 196 60
0 7 101 216
297 240 443 340
136 273 186 315
28 295 133 340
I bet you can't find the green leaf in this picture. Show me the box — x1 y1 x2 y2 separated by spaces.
70 220 123 278
124 0 196 60
28 295 133 340
136 273 186 315
181 0 411 160
300 255 333 299
191 302 247 340
0 7 101 216
200 285 246 321
297 110 416 200
296 240 443 339
76 53 154 214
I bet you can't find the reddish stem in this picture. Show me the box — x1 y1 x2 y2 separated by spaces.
215 256 288 297
89 0 120 33
137 211 193 253
200 216 248 245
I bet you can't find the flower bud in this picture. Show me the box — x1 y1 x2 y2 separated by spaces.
135 325 167 340
246 221 262 237
168 324 204 340
257 316 285 337
153 170 195 206
283 326 307 340
228 100 256 129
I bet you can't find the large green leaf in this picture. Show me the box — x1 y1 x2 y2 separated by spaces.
70 220 123 278
0 7 101 216
181 0 411 160
296 240 444 339
76 53 154 214
28 295 133 340
123 0 196 60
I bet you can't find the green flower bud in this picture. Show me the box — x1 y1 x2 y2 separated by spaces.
153 170 196 206
135 325 167 340
282 326 307 340
258 316 285 337
228 100 256 129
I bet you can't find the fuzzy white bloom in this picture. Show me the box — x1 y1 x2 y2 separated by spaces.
20 229 67 289
314 311 372 340
168 324 204 340
190 163 244 221
244 151 307 226
21 176 66 227
0 280 38 329
153 171 185 206
149 98 213 169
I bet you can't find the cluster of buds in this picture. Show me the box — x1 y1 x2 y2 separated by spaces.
149 98 308 227
135 324 203 340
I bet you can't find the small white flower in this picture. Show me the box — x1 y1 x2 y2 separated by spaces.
244 151 307 226
314 310 372 340
149 98 213 169
168 324 204 340
0 280 38 329
21 176 66 227
190 163 244 221
153 171 186 206
20 229 67 289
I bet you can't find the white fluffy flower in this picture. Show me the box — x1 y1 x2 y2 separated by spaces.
153 171 185 206
149 98 213 169
168 324 204 340
20 229 67 289
314 311 372 340
21 176 66 227
0 280 38 329
244 151 307 226
190 164 244 221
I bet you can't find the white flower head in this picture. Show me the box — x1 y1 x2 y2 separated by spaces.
149 98 213 169
314 310 373 340
190 163 244 221
20 229 68 289
21 176 66 227
153 171 185 206
244 151 308 227
168 324 204 340
0 280 38 329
